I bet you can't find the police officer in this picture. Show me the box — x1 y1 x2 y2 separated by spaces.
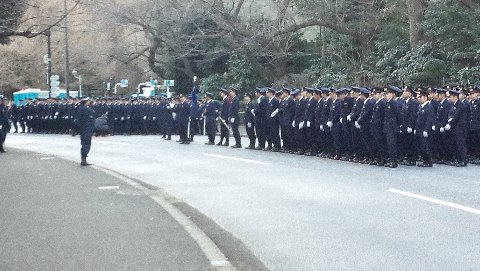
303 87 317 156
75 97 96 166
253 87 268 150
229 87 242 148
327 89 343 159
244 92 256 149
203 92 217 145
0 96 10 153
369 87 387 166
469 87 480 164
293 88 307 155
217 89 230 146
383 86 403 168
444 88 469 167
415 89 435 167
399 86 418 166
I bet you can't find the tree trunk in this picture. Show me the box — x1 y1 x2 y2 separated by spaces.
406 0 427 49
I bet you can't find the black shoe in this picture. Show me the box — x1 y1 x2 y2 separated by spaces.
455 161 468 167
205 142 215 145
295 150 304 155
255 146 263 150
223 143 229 147
333 155 341 160
272 148 281 152
231 144 242 148
0 148 5 153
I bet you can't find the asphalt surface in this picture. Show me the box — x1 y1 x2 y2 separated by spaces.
0 149 210 271
4 133 480 270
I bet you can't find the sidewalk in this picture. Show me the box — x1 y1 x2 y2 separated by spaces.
0 150 211 271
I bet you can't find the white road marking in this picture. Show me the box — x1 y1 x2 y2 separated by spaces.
40 157 56 160
94 140 131 146
388 188 480 215
96 166 236 271
98 186 120 190
203 153 271 166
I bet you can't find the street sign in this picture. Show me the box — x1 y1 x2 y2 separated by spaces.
43 54 51 64
149 79 157 87
50 75 60 92
120 79 128 88
164 80 174 87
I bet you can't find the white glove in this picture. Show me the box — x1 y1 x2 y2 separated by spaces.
448 118 452 123
172 113 177 119
440 127 445 133
327 121 333 128
143 116 147 120
55 112 59 116
65 116 69 120
216 117 219 121
153 117 156 120
407 127 413 134
414 130 417 135
121 117 124 121
355 121 360 129
299 121 304 130
307 121 311 127
432 125 436 131
127 117 131 119
230 118 235 123
340 118 343 124
115 118 118 121
445 124 451 131
54 116 57 119
247 122 252 128
270 109 279 118
423 131 428 138
251 109 255 115
347 115 352 121
320 125 324 131
0 125 3 130
292 121 295 128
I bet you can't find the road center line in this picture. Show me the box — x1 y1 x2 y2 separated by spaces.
40 157 56 160
388 188 480 215
98 186 120 190
203 153 271 166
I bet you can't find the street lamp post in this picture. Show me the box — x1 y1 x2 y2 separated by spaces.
72 70 82 97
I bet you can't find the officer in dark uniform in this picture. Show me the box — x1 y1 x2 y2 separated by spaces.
369 87 387 166
279 88 296 153
444 87 469 167
0 96 10 153
8 102 20 133
469 87 480 164
348 87 366 162
244 92 256 149
318 88 333 158
383 86 403 168
75 97 96 166
203 92 217 145
174 95 191 144
229 87 242 148
293 88 307 155
339 88 354 161
399 86 418 165
303 87 317 156
265 88 281 151
217 89 230 146
354 88 373 163
327 89 343 159
415 89 435 167
431 88 452 163
253 87 268 150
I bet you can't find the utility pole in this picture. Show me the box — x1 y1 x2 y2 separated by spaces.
64 0 70 98
45 30 52 98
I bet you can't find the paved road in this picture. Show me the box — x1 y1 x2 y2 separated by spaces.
0 149 210 271
4 133 480 270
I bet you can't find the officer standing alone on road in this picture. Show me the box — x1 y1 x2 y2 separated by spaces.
0 96 10 153
76 97 96 166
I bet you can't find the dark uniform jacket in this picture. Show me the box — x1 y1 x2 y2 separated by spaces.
76 105 95 135
415 102 435 134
